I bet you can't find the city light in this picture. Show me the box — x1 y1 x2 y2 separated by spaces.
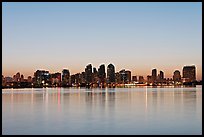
2 64 201 89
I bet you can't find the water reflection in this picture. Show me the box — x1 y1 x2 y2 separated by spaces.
2 87 198 117
2 87 202 135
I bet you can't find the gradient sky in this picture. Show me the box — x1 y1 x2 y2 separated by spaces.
2 2 202 80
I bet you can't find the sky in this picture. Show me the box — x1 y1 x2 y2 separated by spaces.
2 2 202 80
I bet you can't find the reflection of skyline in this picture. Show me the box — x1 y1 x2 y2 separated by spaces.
2 87 202 135
2 87 200 118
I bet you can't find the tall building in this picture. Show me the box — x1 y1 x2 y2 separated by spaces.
119 69 127 83
81 72 86 84
70 74 76 85
98 64 106 84
173 70 181 82
51 72 61 86
115 72 121 84
75 73 81 84
107 63 115 84
92 67 98 84
93 67 97 74
152 69 157 82
183 65 196 82
159 71 164 80
34 70 51 86
62 69 70 86
125 70 131 83
85 64 92 84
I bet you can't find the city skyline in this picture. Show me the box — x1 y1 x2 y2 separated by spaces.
2 63 200 89
2 63 198 81
2 2 202 80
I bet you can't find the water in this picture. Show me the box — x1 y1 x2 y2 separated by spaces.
2 86 202 135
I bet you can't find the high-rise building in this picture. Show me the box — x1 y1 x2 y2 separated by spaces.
75 73 81 84
93 67 97 74
34 70 51 86
70 74 76 85
51 72 61 86
81 72 86 84
115 72 121 84
152 69 157 82
92 67 98 84
107 63 115 84
119 69 127 83
159 71 164 80
62 69 70 86
125 70 131 83
183 65 196 82
98 64 106 84
85 64 92 84
173 70 181 82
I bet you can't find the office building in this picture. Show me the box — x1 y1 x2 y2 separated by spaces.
119 69 127 83
125 70 131 83
51 72 61 86
173 70 181 82
107 63 115 84
34 70 51 86
183 65 196 82
98 64 106 84
115 72 121 84
159 71 164 80
85 64 92 84
62 69 70 86
152 68 157 82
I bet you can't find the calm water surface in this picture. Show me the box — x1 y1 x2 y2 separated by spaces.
2 86 202 135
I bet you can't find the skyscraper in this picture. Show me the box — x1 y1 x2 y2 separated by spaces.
51 72 61 86
107 63 115 84
159 71 164 80
125 70 131 83
98 64 106 85
152 68 157 82
93 67 97 74
34 70 51 86
173 70 181 82
62 69 70 86
183 65 196 82
115 72 121 84
92 67 98 84
119 69 127 83
85 64 92 84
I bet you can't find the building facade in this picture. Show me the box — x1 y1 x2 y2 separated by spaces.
182 65 196 82
107 63 115 84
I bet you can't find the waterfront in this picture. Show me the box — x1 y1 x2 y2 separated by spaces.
2 86 202 135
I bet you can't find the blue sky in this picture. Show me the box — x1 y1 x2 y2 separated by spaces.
2 2 202 80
